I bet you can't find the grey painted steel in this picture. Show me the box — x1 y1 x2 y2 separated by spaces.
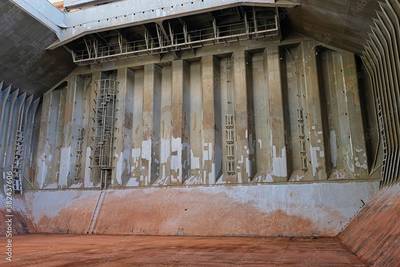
72 11 279 64
7 0 376 55
0 0 383 97
0 82 41 193
1 0 387 98
23 98 40 188
0 89 19 179
0 83 11 129
64 0 120 9
375 12 399 185
0 1 75 96
0 85 12 176
287 0 380 53
50 0 296 48
11 0 66 36
362 0 400 187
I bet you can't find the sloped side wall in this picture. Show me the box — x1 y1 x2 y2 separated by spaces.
339 184 400 267
0 195 33 235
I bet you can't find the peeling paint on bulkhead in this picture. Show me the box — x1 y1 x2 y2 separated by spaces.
202 142 216 183
131 147 141 170
160 138 171 164
115 152 124 185
202 143 213 162
22 44 373 197
209 163 216 184
246 158 251 178
191 149 201 170
170 137 182 177
59 146 71 187
346 135 355 173
126 177 140 187
141 139 152 184
354 160 368 170
254 174 274 183
354 147 368 170
290 173 305 182
310 146 320 177
272 146 287 177
37 155 48 189
141 139 152 160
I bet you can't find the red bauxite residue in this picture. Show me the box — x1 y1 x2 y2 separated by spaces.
3 234 365 267
339 184 400 267
34 195 99 234
24 188 341 237
52 1 64 10
93 190 324 236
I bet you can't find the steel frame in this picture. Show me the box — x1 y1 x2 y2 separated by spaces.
72 11 279 64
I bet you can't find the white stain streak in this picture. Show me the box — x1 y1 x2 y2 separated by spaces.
258 139 262 149
170 137 182 174
115 152 124 185
310 146 320 177
160 138 170 164
59 146 71 187
131 147 141 170
126 178 140 187
272 146 287 177
254 174 273 183
141 139 152 160
347 135 355 173
246 158 251 177
37 155 48 189
191 150 200 169
69 183 82 188
141 139 152 185
202 143 213 162
209 163 216 184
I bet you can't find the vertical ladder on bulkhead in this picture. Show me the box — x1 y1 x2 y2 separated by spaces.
87 190 107 234
224 57 236 176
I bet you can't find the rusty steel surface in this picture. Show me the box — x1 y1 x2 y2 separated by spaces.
2 234 365 266
339 184 400 267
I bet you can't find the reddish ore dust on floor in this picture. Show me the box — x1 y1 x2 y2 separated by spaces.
2 234 365 267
